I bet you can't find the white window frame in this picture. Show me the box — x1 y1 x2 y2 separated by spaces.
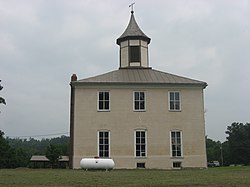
168 91 181 111
97 130 110 158
133 91 146 111
97 91 110 111
134 130 147 158
170 130 183 158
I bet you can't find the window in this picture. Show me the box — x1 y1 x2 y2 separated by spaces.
134 91 145 111
171 131 182 157
173 162 182 169
169 91 181 111
98 131 110 158
137 163 145 168
130 46 140 62
135 130 147 157
98 91 110 111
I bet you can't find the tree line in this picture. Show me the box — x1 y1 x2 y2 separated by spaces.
0 130 69 168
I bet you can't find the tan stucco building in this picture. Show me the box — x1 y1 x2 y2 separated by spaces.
69 10 207 169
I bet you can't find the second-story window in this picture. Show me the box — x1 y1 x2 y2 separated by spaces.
169 91 181 111
98 91 110 111
134 91 146 111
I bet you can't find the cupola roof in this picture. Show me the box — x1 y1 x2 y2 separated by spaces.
116 11 151 45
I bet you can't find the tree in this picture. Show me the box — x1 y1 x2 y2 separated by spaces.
226 122 250 165
206 137 221 162
0 130 28 168
0 80 6 105
46 144 62 168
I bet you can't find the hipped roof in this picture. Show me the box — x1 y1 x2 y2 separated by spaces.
73 68 207 88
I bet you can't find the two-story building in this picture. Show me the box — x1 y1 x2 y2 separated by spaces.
69 10 207 169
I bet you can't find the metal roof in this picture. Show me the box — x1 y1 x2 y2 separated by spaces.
75 68 207 88
116 12 151 45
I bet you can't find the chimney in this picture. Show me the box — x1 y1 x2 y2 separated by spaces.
71 74 77 82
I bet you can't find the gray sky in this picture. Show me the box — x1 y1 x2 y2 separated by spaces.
0 0 249 142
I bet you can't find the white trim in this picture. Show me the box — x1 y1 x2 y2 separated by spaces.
97 91 110 112
168 91 181 111
134 129 147 158
133 91 146 112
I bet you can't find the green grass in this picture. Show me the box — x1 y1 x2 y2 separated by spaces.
0 167 250 187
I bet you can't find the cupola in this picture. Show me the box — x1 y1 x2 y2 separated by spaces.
117 10 151 68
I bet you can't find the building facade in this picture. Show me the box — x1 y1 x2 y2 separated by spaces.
69 11 207 169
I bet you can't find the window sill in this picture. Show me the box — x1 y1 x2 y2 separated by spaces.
169 110 181 112
133 110 146 112
135 157 147 159
171 157 184 159
97 110 110 112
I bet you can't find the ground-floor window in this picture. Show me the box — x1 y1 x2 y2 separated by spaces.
173 162 182 169
98 131 110 158
135 130 147 157
137 162 145 168
171 131 182 157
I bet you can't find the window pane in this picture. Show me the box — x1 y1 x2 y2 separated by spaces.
135 92 139 100
141 145 145 152
99 101 103 110
177 151 181 157
99 92 103 100
136 151 140 157
140 92 144 100
175 92 179 100
170 101 174 110
105 101 109 109
104 151 109 157
136 137 140 144
170 92 174 100
104 132 108 137
105 92 109 100
136 131 140 137
172 150 176 157
99 138 103 144
140 101 145 110
176 132 180 138
175 101 180 110
99 132 103 138
141 137 145 144
141 132 145 138
135 101 139 110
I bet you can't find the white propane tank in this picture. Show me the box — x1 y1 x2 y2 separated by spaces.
80 158 115 170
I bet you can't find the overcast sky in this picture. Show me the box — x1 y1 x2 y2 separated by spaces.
0 0 249 142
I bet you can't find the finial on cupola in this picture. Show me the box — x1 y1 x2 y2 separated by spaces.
129 2 135 14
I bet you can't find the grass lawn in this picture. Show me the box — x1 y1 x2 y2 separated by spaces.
0 167 250 187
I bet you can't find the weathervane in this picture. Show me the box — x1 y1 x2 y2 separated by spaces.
129 2 135 13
